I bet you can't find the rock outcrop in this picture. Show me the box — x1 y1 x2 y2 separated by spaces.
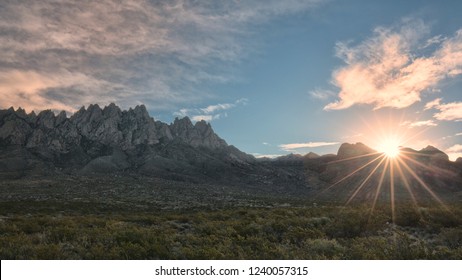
0 104 251 180
0 104 231 153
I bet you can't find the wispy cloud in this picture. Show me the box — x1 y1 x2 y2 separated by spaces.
175 98 247 122
324 20 462 111
279 141 339 152
191 115 221 122
201 104 235 114
251 153 283 159
424 98 443 110
400 120 438 128
425 98 462 121
0 0 323 113
309 89 333 100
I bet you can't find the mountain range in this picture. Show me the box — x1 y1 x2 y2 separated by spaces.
1 104 461 202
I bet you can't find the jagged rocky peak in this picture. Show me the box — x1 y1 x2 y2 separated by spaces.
193 120 227 148
69 103 159 148
131 104 150 119
169 117 227 149
0 103 232 152
14 107 27 118
55 111 67 125
337 142 376 159
103 103 122 117
171 116 194 135
37 109 59 129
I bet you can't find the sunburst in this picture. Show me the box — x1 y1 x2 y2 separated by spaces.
377 137 401 159
316 129 451 225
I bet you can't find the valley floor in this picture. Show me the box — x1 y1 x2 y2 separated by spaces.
0 176 461 259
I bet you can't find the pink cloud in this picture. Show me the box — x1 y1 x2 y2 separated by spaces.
0 70 74 112
0 70 123 113
325 23 462 111
433 101 462 121
424 98 462 121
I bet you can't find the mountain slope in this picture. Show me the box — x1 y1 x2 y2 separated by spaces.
1 105 461 200
0 104 309 191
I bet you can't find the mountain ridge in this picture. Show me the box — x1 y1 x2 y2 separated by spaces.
1 104 461 201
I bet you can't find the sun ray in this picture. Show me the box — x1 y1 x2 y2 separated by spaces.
400 152 457 177
346 155 387 205
369 157 389 220
397 157 449 211
377 137 401 158
389 156 396 224
328 151 382 164
314 153 385 199
394 159 419 209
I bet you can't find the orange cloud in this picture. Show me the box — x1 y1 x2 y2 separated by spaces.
0 70 74 112
0 70 122 113
425 98 462 121
325 23 462 111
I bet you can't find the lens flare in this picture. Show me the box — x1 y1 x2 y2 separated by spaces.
316 130 451 226
377 138 401 158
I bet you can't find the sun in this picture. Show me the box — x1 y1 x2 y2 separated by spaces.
377 138 401 158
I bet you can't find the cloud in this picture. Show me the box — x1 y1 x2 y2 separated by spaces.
433 101 462 121
424 98 443 110
251 153 283 159
175 98 246 122
447 144 462 153
0 0 322 113
0 69 122 113
191 114 221 122
425 98 462 121
279 141 339 151
324 20 462 111
201 103 235 114
456 132 462 136
400 120 438 128
446 144 462 161
310 89 333 100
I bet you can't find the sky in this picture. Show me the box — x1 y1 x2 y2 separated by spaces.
1 0 462 160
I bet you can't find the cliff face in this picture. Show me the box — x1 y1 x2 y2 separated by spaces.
0 104 253 180
0 103 229 153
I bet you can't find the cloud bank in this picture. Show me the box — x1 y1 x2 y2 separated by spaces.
0 0 322 113
324 20 462 111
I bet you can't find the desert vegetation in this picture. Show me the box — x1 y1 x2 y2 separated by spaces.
1 198 461 259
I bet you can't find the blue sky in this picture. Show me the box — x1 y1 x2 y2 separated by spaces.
1 0 462 159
